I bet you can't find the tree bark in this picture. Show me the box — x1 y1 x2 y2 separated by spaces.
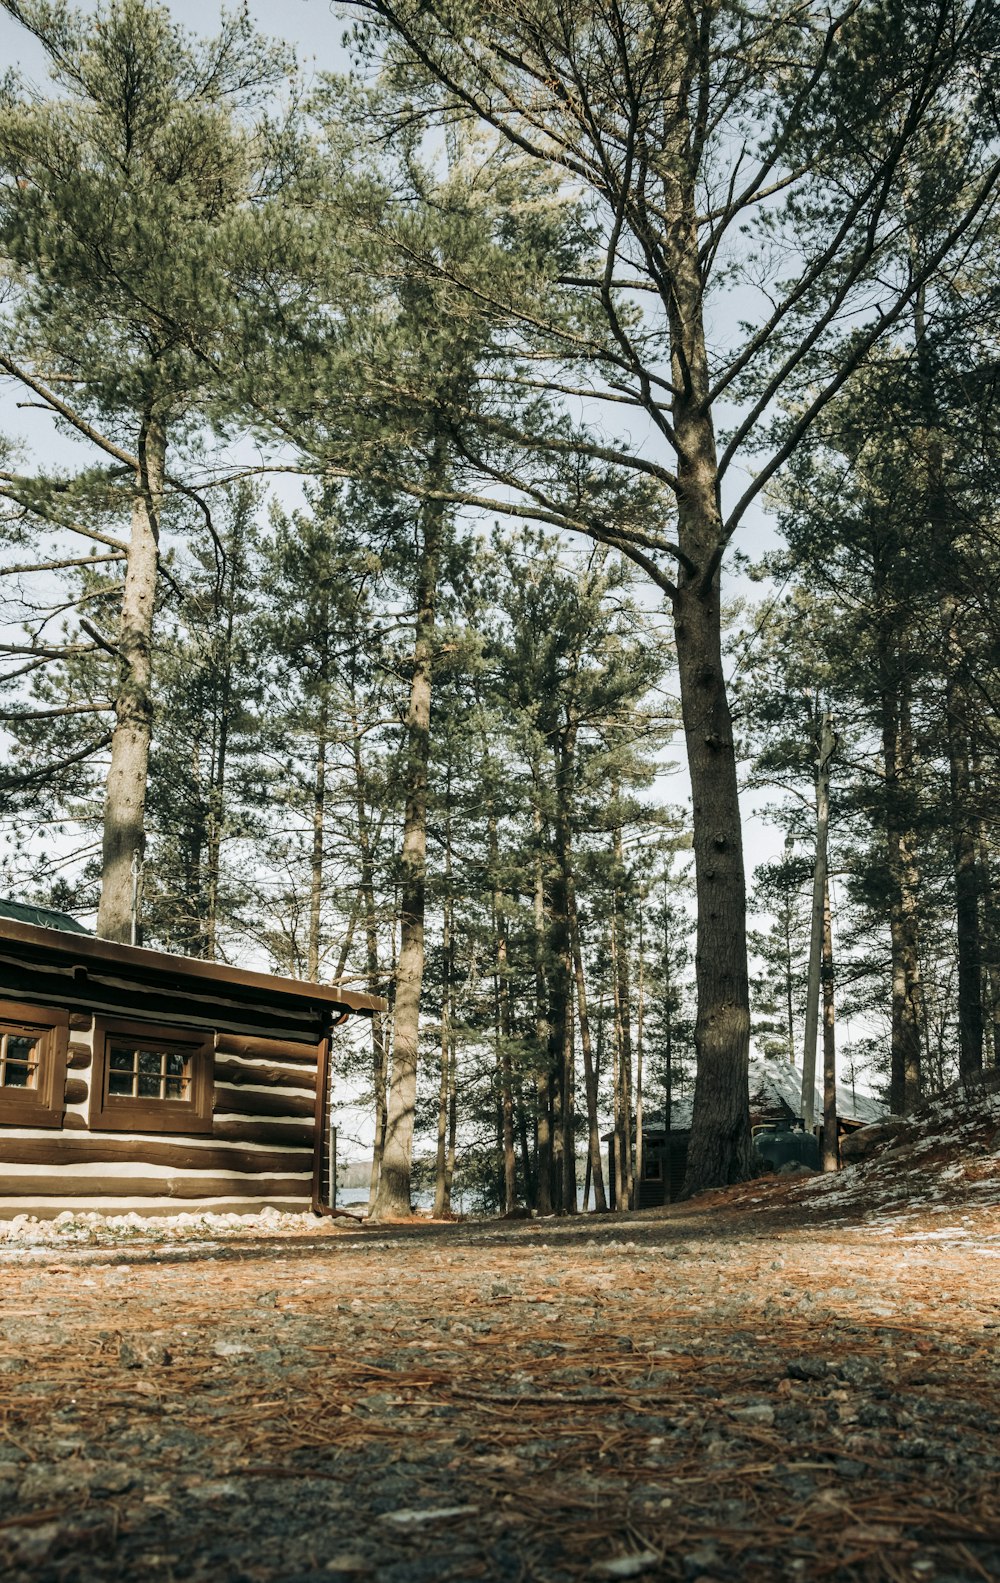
612 813 634 1209
879 621 923 1115
485 783 518 1214
610 914 627 1213
635 901 645 1193
974 763 1000 1069
821 869 838 1173
97 411 164 942
802 714 835 1132
307 737 326 981
348 705 388 1216
433 840 453 1218
941 591 984 1085
371 488 444 1219
569 884 607 1212
531 788 553 1215
672 408 752 1192
552 722 581 1215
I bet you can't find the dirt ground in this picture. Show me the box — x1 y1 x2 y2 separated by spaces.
1 1188 999 1583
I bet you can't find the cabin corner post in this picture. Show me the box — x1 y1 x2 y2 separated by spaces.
312 1026 333 1216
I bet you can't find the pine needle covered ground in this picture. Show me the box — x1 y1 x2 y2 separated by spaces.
1 1090 998 1583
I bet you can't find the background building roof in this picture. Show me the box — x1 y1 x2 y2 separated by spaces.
0 897 92 935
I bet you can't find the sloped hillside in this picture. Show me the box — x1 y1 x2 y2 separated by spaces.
746 1070 1000 1230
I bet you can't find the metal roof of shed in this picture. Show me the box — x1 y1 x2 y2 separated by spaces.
0 898 92 935
664 1055 884 1129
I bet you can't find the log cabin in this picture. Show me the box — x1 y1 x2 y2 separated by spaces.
605 1054 885 1209
0 903 385 1218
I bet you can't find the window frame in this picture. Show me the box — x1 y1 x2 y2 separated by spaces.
0 998 68 1129
90 1017 214 1135
642 1148 664 1182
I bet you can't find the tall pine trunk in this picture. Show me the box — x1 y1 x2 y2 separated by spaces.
612 813 634 1208
879 618 923 1114
569 887 607 1212
974 761 1000 1069
668 226 752 1193
98 411 165 943
531 787 554 1214
434 815 453 1218
941 590 984 1084
371 488 444 1219
552 722 579 1215
821 870 838 1173
913 262 983 1087
348 703 389 1214
635 902 645 1191
307 737 326 980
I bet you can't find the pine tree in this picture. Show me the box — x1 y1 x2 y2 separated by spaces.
0 0 295 937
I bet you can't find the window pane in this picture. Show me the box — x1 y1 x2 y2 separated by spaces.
102 1030 198 1112
3 1061 31 1088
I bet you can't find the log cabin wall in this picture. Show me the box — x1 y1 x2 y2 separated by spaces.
0 1018 323 1217
0 919 383 1218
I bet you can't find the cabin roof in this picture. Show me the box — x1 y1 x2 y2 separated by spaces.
0 897 92 935
0 915 385 1022
660 1056 883 1130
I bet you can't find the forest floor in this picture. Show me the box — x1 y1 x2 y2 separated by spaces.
1 1089 999 1583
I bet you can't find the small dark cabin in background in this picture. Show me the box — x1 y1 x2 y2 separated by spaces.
606 1056 884 1209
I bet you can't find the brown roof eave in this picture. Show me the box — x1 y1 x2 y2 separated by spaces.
0 918 387 1017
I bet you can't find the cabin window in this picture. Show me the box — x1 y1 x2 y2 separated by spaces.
90 1019 214 1135
0 999 68 1128
643 1150 664 1182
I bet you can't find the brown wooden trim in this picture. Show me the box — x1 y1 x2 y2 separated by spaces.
0 998 68 1130
64 1078 89 1105
214 1033 320 1065
64 1112 87 1130
214 1117 314 1149
312 1031 331 1214
0 917 385 1012
68 1013 92 1030
0 1174 311 1200
213 1057 317 1090
67 1046 91 1069
0 1136 313 1173
90 1017 214 1136
0 956 336 1044
213 1087 315 1120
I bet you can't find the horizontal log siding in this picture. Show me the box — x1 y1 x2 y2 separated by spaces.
215 1033 321 1065
0 1135 313 1173
0 1022 321 1213
213 1087 315 1120
212 1117 315 1149
0 1171 311 1199
214 1057 317 1090
0 1195 312 1220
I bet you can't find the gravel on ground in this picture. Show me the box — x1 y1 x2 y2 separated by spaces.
1 1187 999 1583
